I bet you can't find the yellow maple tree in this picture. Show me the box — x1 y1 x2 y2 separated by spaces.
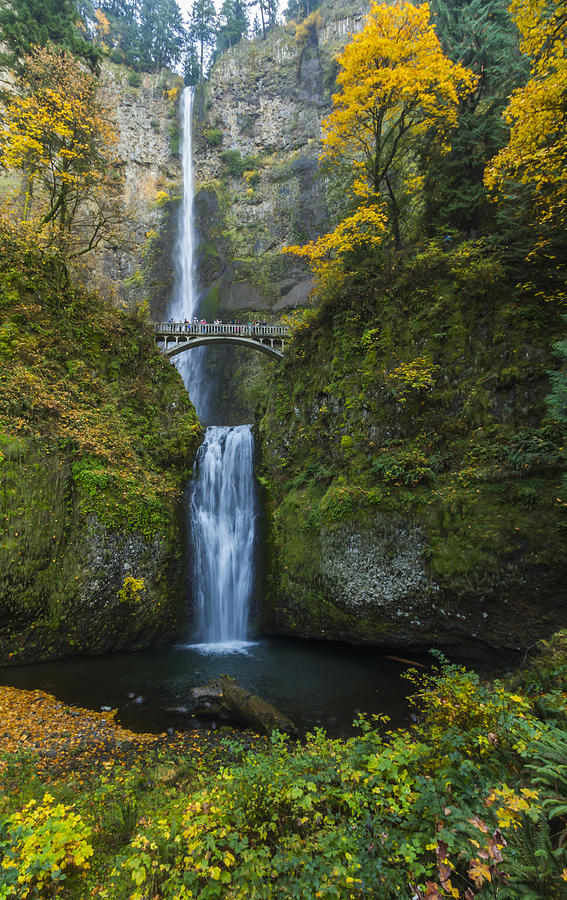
0 46 120 256
284 0 475 281
484 0 567 244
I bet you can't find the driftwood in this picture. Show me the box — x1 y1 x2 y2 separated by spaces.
385 655 427 669
190 675 297 736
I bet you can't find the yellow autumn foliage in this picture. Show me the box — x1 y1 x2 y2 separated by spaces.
484 0 567 242
0 46 119 256
321 1 475 191
294 11 322 46
284 1 476 280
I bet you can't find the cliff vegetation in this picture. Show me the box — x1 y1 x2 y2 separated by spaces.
0 222 202 663
255 0 567 650
260 242 566 649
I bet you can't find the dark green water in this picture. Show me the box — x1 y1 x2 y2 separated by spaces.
0 638 435 736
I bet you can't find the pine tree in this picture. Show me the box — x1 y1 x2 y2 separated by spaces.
216 0 248 54
249 0 277 38
189 0 216 81
283 0 321 21
0 0 100 72
99 0 142 68
183 42 200 85
139 0 186 72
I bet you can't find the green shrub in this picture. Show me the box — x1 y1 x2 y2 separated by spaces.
371 448 434 485
107 662 567 900
204 127 223 147
168 121 180 156
221 149 260 177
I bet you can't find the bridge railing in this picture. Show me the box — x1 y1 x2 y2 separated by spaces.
154 322 290 338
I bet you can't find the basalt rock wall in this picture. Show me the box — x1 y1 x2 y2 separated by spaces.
77 63 183 316
192 0 368 321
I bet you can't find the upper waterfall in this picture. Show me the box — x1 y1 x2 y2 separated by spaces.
170 87 197 322
168 86 209 418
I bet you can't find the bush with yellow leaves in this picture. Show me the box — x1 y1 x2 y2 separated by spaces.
0 793 93 897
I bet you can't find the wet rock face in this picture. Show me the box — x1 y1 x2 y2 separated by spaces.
75 63 182 309
0 514 184 666
321 525 436 614
75 519 182 652
266 513 567 652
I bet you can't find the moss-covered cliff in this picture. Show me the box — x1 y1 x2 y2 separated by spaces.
0 224 202 664
258 244 566 652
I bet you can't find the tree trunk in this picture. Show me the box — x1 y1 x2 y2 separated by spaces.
385 174 401 250
190 675 298 736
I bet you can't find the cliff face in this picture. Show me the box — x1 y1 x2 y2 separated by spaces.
0 60 183 317
0 226 202 665
71 63 183 316
192 1 368 320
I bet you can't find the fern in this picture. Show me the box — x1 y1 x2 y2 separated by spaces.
528 729 567 845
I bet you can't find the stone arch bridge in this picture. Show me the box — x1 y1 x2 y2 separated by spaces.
154 321 290 360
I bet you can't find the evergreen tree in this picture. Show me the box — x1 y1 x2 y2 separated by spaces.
283 0 321 21
189 0 216 81
0 0 100 72
75 0 96 39
423 0 528 235
99 0 141 68
250 0 277 38
216 0 248 54
139 0 185 72
183 42 200 85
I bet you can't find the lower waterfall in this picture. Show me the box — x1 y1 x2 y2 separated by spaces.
190 425 256 649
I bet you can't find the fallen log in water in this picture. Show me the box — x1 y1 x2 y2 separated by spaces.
385 655 427 669
190 675 297 736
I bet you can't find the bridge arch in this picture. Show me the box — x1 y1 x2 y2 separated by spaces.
154 322 289 361
163 334 283 360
